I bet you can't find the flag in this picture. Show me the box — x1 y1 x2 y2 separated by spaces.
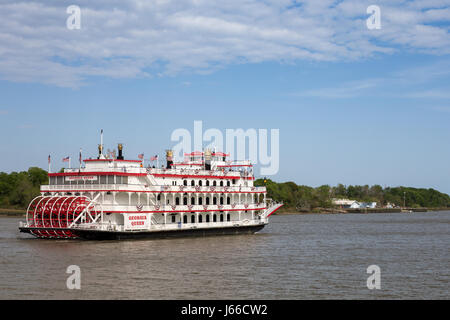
151 155 158 161
138 153 144 159
62 156 70 162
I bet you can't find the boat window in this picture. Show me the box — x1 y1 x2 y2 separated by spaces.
183 197 187 205
206 197 210 205
213 197 217 205
199 180 202 186
213 181 216 186
227 214 230 222
227 181 230 187
191 215 195 223
199 197 203 205
206 180 210 186
206 215 210 223
184 180 187 186
220 181 223 187
220 197 224 205
171 215 176 223
220 214 224 222
176 197 180 205
213 214 217 222
199 215 203 223
191 180 195 186
227 197 231 204
183 215 188 223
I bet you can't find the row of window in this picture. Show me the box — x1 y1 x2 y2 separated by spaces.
50 176 128 185
172 213 231 223
172 180 236 187
157 194 257 205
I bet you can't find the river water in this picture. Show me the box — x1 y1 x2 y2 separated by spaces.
0 212 449 299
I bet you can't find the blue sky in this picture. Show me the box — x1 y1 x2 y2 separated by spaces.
0 0 449 194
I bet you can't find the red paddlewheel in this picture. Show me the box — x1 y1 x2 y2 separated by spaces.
25 195 96 239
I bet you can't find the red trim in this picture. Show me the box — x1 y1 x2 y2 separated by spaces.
108 207 266 214
48 172 146 177
217 165 253 168
171 163 204 166
83 159 142 163
267 204 283 217
43 189 265 194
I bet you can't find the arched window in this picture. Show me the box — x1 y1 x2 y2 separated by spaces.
199 215 203 223
227 181 230 187
199 180 202 186
199 197 203 205
183 197 188 205
157 194 161 201
183 215 187 223
184 180 187 186
191 180 195 186
227 197 231 205
213 214 217 222
227 213 231 221
220 181 223 187
220 214 224 222
176 197 180 205
220 197 224 205
206 197 210 205
213 181 217 186
171 215 176 223
191 215 195 223
213 197 217 205
206 215 210 223
191 197 195 205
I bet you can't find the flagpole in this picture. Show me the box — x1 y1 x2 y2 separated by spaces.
69 157 71 169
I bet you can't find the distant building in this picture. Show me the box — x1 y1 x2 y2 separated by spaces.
333 198 377 209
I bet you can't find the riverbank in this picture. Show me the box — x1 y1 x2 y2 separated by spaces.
2 206 448 218
276 206 449 215
0 208 25 217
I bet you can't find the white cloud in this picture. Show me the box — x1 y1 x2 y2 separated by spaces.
0 0 449 87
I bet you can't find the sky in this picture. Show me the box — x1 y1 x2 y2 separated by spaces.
0 0 449 194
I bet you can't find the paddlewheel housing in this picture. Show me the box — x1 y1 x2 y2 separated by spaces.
24 195 102 239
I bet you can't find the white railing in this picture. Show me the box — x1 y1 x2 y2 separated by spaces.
41 184 266 194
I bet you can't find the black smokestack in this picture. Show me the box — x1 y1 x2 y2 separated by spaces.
117 143 124 160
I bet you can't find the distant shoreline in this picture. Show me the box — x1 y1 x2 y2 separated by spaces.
1 207 448 218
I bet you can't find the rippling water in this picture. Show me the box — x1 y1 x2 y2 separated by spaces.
1 212 449 299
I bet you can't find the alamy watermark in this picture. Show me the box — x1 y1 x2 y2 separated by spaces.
366 265 381 290
66 5 81 30
170 121 279 176
66 265 81 289
366 5 381 30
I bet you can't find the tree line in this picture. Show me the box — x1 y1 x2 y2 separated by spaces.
254 179 450 211
0 167 48 210
0 168 449 211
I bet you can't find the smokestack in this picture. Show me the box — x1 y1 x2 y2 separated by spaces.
166 150 173 168
117 143 124 160
98 144 103 159
205 149 211 171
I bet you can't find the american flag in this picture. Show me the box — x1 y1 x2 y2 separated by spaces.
151 155 158 161
62 156 70 162
138 153 144 159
